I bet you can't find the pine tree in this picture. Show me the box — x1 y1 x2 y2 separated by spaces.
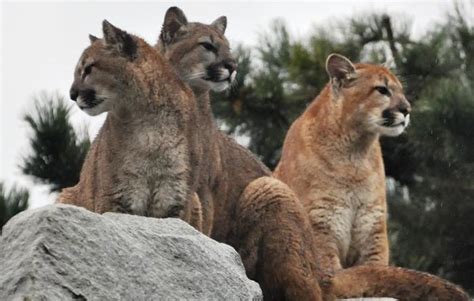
0 183 29 231
387 8 474 291
21 92 90 192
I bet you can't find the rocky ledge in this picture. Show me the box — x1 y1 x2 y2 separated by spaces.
0 204 262 300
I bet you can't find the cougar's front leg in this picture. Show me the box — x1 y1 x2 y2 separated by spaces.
149 175 190 218
307 199 350 284
350 199 389 266
149 149 191 218
230 176 322 301
110 171 190 218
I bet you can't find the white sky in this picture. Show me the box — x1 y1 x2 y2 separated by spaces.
1 0 472 209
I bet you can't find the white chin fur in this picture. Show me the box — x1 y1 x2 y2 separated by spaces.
404 114 410 127
209 81 230 92
377 124 406 137
77 100 108 116
372 113 410 137
81 105 107 116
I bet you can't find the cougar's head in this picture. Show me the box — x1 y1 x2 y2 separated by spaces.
69 20 155 116
157 7 237 93
326 54 411 137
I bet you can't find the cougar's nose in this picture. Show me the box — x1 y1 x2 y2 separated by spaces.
398 99 411 117
223 59 237 74
69 87 79 102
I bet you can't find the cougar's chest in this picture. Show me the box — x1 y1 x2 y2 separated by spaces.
117 122 191 216
344 171 385 265
316 169 383 265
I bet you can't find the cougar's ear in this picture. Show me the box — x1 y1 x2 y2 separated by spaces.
160 6 188 45
89 34 99 44
102 20 137 59
211 16 227 34
326 53 356 86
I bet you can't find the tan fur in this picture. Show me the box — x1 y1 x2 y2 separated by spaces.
179 193 204 232
59 22 196 219
155 9 324 299
59 17 322 300
274 54 469 300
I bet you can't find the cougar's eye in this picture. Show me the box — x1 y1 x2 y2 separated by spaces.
375 86 391 96
83 63 95 78
199 42 217 53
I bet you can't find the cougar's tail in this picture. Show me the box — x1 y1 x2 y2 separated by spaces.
231 176 322 301
331 265 469 301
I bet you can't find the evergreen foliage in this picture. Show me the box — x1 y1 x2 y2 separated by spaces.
21 92 90 192
0 183 29 231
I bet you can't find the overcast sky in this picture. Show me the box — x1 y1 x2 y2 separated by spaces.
1 0 472 209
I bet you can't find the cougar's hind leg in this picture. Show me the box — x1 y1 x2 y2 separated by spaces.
179 193 203 232
331 265 469 301
230 176 322 301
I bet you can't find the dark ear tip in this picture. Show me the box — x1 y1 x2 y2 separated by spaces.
166 6 183 15
327 53 344 62
89 34 99 43
102 19 121 36
325 53 337 69
164 6 187 25
212 16 227 32
326 53 356 80
102 19 114 33
326 53 351 68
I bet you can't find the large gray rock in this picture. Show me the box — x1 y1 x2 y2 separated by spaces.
0 204 262 300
